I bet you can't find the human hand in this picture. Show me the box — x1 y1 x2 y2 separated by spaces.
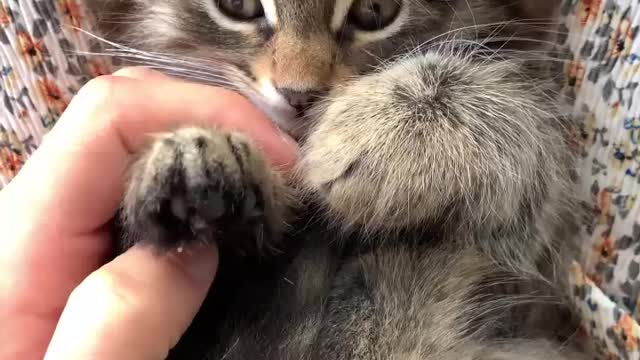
0 68 298 360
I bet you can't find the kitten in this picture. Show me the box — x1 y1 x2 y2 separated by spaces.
85 0 587 358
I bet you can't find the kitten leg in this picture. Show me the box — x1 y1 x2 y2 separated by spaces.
118 127 288 255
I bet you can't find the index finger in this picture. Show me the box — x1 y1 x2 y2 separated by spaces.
1 71 298 360
7 74 298 236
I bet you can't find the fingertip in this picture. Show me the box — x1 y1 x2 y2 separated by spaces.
189 88 300 170
166 244 219 288
268 130 300 172
44 244 218 360
89 70 300 170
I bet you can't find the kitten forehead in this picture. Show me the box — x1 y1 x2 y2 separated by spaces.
272 0 336 29
269 0 408 40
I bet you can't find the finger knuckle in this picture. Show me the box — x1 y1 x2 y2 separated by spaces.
79 75 122 101
113 66 159 79
76 75 132 123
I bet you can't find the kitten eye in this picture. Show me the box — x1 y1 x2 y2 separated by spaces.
348 0 401 31
216 0 264 20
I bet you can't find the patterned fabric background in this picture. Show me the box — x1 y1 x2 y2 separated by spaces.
0 0 639 358
562 0 640 358
0 0 109 186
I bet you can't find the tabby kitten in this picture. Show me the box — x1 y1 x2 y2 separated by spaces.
86 0 586 358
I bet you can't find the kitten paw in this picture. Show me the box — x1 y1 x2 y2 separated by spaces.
120 127 283 255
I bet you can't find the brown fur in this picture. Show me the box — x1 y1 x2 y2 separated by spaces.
268 30 336 90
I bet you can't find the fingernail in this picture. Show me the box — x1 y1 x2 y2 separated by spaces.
280 130 299 152
273 130 300 170
180 244 218 285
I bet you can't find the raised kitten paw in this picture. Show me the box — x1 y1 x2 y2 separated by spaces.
119 127 285 255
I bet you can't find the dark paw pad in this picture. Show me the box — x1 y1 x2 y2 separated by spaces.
120 128 274 254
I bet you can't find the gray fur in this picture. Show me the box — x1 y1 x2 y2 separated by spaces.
85 0 587 359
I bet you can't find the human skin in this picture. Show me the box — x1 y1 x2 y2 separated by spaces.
0 68 298 360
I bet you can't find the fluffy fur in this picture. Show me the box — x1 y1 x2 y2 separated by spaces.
85 0 586 358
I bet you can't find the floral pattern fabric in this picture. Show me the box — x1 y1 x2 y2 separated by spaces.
0 0 109 186
1 0 640 358
561 0 640 357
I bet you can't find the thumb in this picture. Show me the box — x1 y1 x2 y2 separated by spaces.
44 244 218 360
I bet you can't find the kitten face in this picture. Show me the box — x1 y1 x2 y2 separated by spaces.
88 0 537 135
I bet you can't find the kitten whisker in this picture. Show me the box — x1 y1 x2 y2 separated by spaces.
72 28 264 103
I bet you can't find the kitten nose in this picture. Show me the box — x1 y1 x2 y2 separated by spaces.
277 88 316 112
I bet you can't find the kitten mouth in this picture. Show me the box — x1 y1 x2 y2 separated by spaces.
278 108 315 142
246 86 309 141
246 95 296 136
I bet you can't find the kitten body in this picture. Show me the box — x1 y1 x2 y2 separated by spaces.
86 0 586 358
